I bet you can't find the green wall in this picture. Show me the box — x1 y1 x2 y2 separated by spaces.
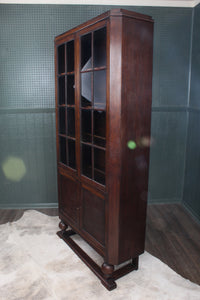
0 4 195 212
183 4 200 222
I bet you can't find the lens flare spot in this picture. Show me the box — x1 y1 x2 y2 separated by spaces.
127 140 137 150
2 156 26 182
137 136 152 147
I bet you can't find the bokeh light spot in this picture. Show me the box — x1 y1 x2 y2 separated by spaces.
2 156 26 182
127 140 137 150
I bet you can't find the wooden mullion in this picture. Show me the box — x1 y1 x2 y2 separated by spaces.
65 42 67 73
75 34 81 176
91 30 94 180
81 141 105 151
80 66 106 74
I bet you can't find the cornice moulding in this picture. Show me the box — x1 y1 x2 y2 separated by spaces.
0 1 199 8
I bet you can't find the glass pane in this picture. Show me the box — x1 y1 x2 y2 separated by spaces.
58 76 65 105
68 139 76 169
66 40 74 72
81 72 92 107
93 110 106 147
59 136 67 164
94 148 105 172
58 44 65 74
67 75 75 105
94 148 105 185
81 33 92 71
94 169 105 185
82 144 92 179
67 107 75 137
94 27 106 68
94 70 106 108
59 107 66 134
81 109 92 143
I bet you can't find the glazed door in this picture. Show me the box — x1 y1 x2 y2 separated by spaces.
57 37 77 171
78 23 108 250
56 36 80 226
79 25 107 187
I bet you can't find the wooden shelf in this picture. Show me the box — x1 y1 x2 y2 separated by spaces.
81 141 106 151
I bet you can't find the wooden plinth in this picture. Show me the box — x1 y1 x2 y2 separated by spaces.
57 229 138 290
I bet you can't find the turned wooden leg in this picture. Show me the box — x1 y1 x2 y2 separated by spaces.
101 262 114 279
101 262 117 290
59 221 68 232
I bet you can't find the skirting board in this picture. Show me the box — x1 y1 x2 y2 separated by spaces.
182 202 200 224
0 203 58 209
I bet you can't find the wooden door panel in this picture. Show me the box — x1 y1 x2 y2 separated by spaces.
81 187 105 246
59 174 80 226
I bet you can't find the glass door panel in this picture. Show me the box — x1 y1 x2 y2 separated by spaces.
57 38 76 171
94 170 105 185
94 148 105 185
68 139 76 169
67 75 75 105
58 76 65 105
93 110 106 147
66 40 74 72
94 70 106 109
94 27 106 68
81 33 92 71
81 109 92 143
67 107 75 137
81 72 92 107
80 26 107 186
59 107 66 134
94 148 105 172
59 137 67 164
82 144 92 179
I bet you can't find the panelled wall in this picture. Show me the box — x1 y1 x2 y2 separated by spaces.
0 5 197 219
183 4 200 221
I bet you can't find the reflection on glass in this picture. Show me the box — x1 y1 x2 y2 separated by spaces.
94 70 106 108
94 27 106 68
81 110 92 143
81 72 92 107
94 110 106 147
67 108 75 137
81 33 92 70
68 139 76 169
58 44 65 74
59 107 66 134
67 40 74 72
94 148 105 185
82 144 92 179
58 76 65 105
59 137 67 164
67 75 75 105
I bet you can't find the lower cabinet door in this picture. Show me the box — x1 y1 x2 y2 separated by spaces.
59 173 80 226
81 185 105 247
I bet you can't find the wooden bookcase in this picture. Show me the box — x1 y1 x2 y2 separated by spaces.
55 9 154 290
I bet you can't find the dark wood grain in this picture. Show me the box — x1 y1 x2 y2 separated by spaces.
106 14 123 265
81 186 105 246
59 173 80 227
55 9 154 288
118 16 154 263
